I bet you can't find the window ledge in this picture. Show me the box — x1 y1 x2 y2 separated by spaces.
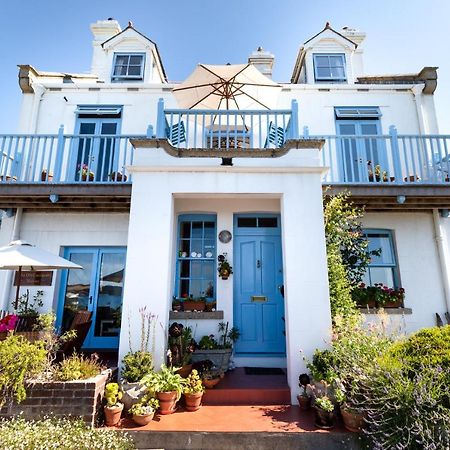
169 310 224 320
359 307 412 315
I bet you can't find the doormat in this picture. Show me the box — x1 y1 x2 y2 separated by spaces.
245 367 285 375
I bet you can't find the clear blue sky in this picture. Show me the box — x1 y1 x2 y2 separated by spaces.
0 0 449 132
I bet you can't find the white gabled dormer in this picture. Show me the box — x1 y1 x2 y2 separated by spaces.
291 23 365 84
90 19 167 84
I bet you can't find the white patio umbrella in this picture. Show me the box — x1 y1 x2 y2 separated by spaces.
172 63 282 112
0 240 82 310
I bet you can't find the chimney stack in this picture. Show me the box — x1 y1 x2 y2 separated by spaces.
90 18 122 43
341 26 366 46
248 47 275 78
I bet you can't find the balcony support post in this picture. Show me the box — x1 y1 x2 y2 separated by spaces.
290 99 299 139
389 125 402 183
53 125 65 182
156 98 166 139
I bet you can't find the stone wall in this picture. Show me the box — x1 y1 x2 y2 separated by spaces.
0 370 111 427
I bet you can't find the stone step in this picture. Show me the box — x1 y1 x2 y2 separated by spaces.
202 386 291 405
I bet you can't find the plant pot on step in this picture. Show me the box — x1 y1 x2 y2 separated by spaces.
202 377 220 389
132 411 154 426
120 381 147 411
157 391 179 415
297 394 311 410
184 392 203 411
104 403 124 426
314 407 335 429
176 364 193 378
341 405 365 432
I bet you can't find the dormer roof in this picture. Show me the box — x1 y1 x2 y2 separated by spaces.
101 22 168 82
303 22 358 49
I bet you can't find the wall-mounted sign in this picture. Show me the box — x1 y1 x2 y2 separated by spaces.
13 271 53 286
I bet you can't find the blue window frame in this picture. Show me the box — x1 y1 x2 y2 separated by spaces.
313 53 346 82
363 229 400 287
112 53 145 81
175 214 217 301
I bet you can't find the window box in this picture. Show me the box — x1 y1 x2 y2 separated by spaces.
182 300 206 312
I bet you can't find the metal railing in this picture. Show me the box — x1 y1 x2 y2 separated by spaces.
0 127 141 184
312 126 450 185
156 98 299 149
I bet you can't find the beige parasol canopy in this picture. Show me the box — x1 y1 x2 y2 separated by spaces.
172 63 282 111
0 240 82 309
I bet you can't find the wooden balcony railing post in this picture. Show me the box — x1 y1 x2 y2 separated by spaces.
156 98 166 139
389 125 402 183
53 125 65 182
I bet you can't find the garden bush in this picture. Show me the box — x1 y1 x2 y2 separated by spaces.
56 353 103 381
0 334 47 406
0 416 135 450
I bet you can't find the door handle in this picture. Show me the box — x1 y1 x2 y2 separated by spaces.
89 295 93 305
256 259 261 269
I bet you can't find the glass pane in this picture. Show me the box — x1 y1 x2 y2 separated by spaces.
203 261 214 279
237 217 257 227
62 253 93 332
191 260 202 277
190 279 202 297
204 222 215 239
316 67 332 78
191 239 203 255
204 281 214 299
203 239 215 257
180 260 190 278
368 267 394 286
192 222 203 238
180 279 190 298
315 56 329 67
129 55 143 65
330 67 346 79
100 123 117 135
367 233 395 265
339 124 357 135
258 217 278 228
115 55 129 65
329 55 344 66
128 66 141 76
179 239 190 255
79 123 96 135
180 222 191 239
94 252 125 337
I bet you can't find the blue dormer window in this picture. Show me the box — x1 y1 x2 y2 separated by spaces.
313 54 346 83
112 53 145 81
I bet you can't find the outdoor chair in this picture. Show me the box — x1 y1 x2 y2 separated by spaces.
264 120 291 148
166 119 186 146
59 310 93 355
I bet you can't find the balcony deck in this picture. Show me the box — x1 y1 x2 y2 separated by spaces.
1 104 450 211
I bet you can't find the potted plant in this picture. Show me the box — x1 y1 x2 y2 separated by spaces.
367 162 388 182
41 169 53 182
182 296 206 312
314 395 335 429
191 322 240 373
109 171 128 182
183 369 205 411
128 395 159 426
202 368 223 389
171 298 182 312
218 253 233 280
297 373 312 410
168 322 195 377
78 164 94 181
141 365 185 415
334 387 364 432
104 382 124 426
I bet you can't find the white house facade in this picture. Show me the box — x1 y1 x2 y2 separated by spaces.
1 19 449 403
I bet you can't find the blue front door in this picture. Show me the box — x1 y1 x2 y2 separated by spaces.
233 215 285 355
58 247 126 349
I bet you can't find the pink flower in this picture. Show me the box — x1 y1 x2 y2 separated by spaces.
0 314 18 332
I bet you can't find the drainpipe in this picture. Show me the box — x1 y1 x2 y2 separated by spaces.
28 83 46 133
432 208 450 313
1 208 23 310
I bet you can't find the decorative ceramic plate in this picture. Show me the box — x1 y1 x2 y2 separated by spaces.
191 252 197 257
218 230 232 243
205 251 213 258
197 253 202 258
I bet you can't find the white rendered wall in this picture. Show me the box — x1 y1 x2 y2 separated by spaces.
0 212 129 312
362 212 448 333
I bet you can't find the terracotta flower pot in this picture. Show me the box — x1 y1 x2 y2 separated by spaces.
341 405 364 432
184 392 203 411
183 301 206 312
176 364 193 378
157 391 178 415
314 407 335 429
104 403 123 426
203 377 220 389
297 394 311 410
132 411 154 426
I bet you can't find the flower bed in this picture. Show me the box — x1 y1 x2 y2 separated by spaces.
0 370 112 426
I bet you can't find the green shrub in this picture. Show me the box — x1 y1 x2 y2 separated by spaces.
121 351 153 383
0 334 47 406
56 353 103 381
0 416 134 450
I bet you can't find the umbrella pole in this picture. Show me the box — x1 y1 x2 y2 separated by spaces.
14 266 22 310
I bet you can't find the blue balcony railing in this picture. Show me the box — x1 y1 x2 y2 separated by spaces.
312 126 450 185
156 98 299 149
0 127 141 183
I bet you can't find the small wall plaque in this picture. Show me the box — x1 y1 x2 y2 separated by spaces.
218 230 232 243
14 271 53 286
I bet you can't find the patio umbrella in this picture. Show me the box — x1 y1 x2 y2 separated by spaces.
0 240 82 309
172 63 281 112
